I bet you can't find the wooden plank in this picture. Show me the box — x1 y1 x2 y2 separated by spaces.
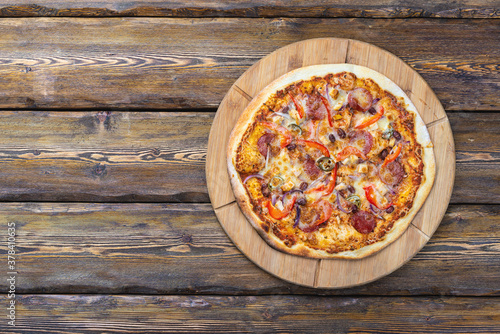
0 18 497 110
1 203 498 296
2 295 499 333
451 112 500 203
0 1 498 18
0 111 212 202
0 111 496 203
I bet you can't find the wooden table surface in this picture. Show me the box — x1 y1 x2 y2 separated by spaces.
0 1 498 333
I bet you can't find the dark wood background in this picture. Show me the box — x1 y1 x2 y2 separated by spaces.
0 1 498 332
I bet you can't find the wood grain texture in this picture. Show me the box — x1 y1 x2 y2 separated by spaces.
0 4 494 330
0 111 496 203
1 295 499 333
450 112 500 203
0 203 498 296
0 111 212 202
0 1 498 18
0 18 497 110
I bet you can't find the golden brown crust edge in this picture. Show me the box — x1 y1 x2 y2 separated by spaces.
227 64 436 259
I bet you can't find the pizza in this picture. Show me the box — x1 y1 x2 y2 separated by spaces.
227 64 435 259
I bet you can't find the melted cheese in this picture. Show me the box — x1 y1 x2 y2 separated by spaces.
372 179 389 196
246 178 263 199
342 155 358 166
289 108 301 124
261 149 303 191
320 217 354 243
351 177 366 200
377 116 390 132
236 126 266 174
357 163 369 174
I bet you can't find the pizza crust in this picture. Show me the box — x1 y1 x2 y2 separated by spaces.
227 64 436 259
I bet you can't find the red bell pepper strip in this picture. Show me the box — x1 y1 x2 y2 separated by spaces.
317 200 333 225
355 106 384 129
260 121 292 148
322 162 338 196
363 185 392 210
319 95 334 127
265 193 297 220
382 143 402 168
336 146 367 161
296 139 330 157
304 162 338 196
304 180 326 194
289 92 305 119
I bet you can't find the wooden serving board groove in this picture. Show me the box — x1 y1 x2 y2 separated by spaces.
206 38 455 288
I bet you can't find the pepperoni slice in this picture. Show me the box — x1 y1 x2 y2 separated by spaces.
257 133 275 156
349 130 374 155
351 210 377 234
347 88 373 112
379 160 404 187
336 72 356 90
304 156 322 179
298 200 333 233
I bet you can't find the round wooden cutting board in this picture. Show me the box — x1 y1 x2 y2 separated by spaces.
206 38 455 288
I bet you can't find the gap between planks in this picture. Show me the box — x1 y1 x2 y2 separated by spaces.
234 85 253 102
214 200 236 211
313 259 322 288
345 39 351 63
410 223 430 240
425 116 448 128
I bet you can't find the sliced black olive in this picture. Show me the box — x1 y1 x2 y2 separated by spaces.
337 128 346 139
328 134 336 143
393 130 402 140
379 148 389 160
